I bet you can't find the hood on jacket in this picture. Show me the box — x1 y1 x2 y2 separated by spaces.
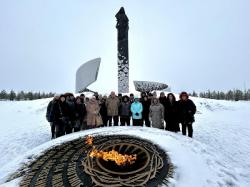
179 92 189 100
151 98 160 105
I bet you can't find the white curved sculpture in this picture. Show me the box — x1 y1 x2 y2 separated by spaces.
133 81 168 92
75 58 101 93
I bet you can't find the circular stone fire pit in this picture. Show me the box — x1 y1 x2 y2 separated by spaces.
96 143 150 175
7 135 174 187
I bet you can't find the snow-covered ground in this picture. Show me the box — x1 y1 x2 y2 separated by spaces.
0 96 250 186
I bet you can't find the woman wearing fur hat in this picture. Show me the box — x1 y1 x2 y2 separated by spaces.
178 92 196 138
149 98 165 129
86 97 102 128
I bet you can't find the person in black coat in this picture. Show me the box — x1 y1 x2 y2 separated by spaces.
75 96 86 132
178 92 196 138
141 96 151 127
46 94 60 139
119 95 131 126
65 94 76 134
50 95 70 138
165 93 180 132
99 95 108 127
159 92 167 105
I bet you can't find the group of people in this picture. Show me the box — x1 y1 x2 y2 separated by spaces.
46 91 196 139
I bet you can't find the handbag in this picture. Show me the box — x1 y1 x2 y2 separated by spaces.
95 113 103 127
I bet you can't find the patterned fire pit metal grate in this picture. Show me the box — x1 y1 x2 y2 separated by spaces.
7 135 174 187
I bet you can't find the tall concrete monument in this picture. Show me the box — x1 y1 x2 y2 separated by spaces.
116 7 129 93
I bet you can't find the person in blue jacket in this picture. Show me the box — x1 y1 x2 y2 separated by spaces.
131 96 143 126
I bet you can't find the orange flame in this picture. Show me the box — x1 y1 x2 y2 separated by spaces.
85 135 137 166
85 135 94 146
90 149 137 166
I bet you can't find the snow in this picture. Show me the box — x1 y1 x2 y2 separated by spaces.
0 97 250 186
0 99 51 167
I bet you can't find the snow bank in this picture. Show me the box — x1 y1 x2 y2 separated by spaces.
0 97 250 186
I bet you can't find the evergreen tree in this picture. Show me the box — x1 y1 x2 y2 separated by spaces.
49 92 54 98
199 92 204 98
9 90 16 101
27 92 34 100
211 91 217 99
247 89 250 100
234 89 243 101
198 89 250 101
226 90 234 100
19 91 25 100
219 92 225 100
0 90 55 100
33 92 38 100
192 91 198 97
0 90 8 100
37 92 41 99
41 92 46 98
207 90 211 98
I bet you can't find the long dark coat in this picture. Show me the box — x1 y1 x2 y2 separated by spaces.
66 100 77 121
75 103 86 121
159 96 167 107
46 100 55 122
141 99 151 119
99 101 107 118
177 99 196 124
159 96 168 118
165 100 179 131
49 101 70 126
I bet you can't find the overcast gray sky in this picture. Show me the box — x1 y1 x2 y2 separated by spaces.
0 0 249 94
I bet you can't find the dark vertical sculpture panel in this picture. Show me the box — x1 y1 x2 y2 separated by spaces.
116 7 129 93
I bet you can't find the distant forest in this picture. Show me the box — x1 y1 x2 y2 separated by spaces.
190 89 250 101
1 89 250 101
0 90 55 101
